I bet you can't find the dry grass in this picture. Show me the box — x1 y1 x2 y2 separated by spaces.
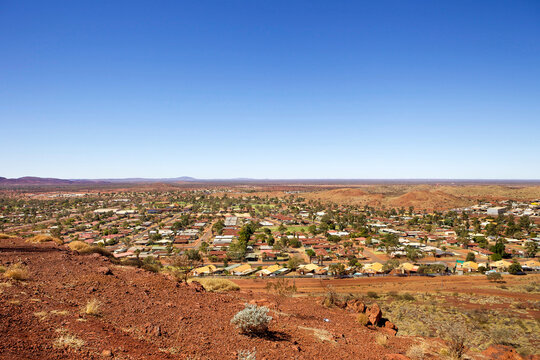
78 245 113 258
3 263 29 281
53 329 85 350
0 233 17 239
66 240 90 252
356 313 369 326
27 234 63 245
188 278 240 292
406 344 425 360
375 333 388 347
50 309 69 316
83 298 101 316
34 311 48 321
0 265 6 273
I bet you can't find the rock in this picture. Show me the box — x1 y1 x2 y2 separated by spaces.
101 349 113 357
482 345 525 360
384 320 397 330
97 267 112 275
347 299 366 313
366 303 382 325
189 281 205 292
381 327 397 336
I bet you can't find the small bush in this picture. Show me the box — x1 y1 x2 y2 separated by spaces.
83 298 101 316
238 348 256 360
406 344 425 360
231 304 272 335
367 291 379 299
401 293 416 301
4 263 29 281
375 333 388 347
356 313 369 326
27 234 63 245
67 241 90 252
78 246 113 258
487 272 503 282
322 287 340 307
0 265 6 273
191 278 240 292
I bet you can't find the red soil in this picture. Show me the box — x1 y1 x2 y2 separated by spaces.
0 238 414 359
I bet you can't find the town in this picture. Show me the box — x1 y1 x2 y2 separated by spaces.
2 185 539 278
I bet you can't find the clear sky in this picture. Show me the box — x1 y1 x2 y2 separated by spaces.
1 1 539 179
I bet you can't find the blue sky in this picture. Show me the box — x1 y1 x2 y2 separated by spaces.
1 1 539 179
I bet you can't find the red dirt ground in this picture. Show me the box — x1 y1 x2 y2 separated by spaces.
0 238 416 360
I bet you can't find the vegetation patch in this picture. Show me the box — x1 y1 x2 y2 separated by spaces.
189 278 240 292
27 234 63 245
3 263 29 281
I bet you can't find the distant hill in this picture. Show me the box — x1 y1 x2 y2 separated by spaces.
0 177 77 185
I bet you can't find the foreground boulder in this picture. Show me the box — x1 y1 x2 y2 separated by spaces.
366 303 382 326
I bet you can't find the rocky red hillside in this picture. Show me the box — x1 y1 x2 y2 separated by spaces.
0 237 417 360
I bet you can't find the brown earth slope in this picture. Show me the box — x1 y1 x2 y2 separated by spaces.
0 238 412 360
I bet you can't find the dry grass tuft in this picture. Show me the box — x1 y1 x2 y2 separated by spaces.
0 265 6 273
83 298 101 316
356 313 369 326
34 311 48 321
66 241 90 252
406 344 425 360
53 329 85 349
78 245 113 258
189 278 240 292
375 333 388 347
0 233 17 239
4 263 29 281
50 309 69 316
27 234 63 245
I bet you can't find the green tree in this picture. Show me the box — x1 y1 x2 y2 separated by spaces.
465 252 476 262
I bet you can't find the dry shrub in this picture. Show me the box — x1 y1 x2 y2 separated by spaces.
406 344 425 360
356 313 369 326
54 329 85 349
4 263 29 281
78 246 113 258
438 322 467 359
0 265 6 273
190 278 240 292
265 278 297 297
28 234 63 245
231 304 272 335
376 333 388 347
322 287 339 308
83 298 101 316
67 241 90 252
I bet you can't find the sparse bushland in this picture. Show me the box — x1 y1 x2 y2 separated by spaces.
367 291 379 299
3 263 29 281
83 298 101 316
188 278 239 292
265 278 297 297
380 294 539 356
27 234 63 245
53 328 85 350
231 304 272 336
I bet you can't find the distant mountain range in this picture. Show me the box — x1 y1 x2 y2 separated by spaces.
0 176 199 186
1 176 539 186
